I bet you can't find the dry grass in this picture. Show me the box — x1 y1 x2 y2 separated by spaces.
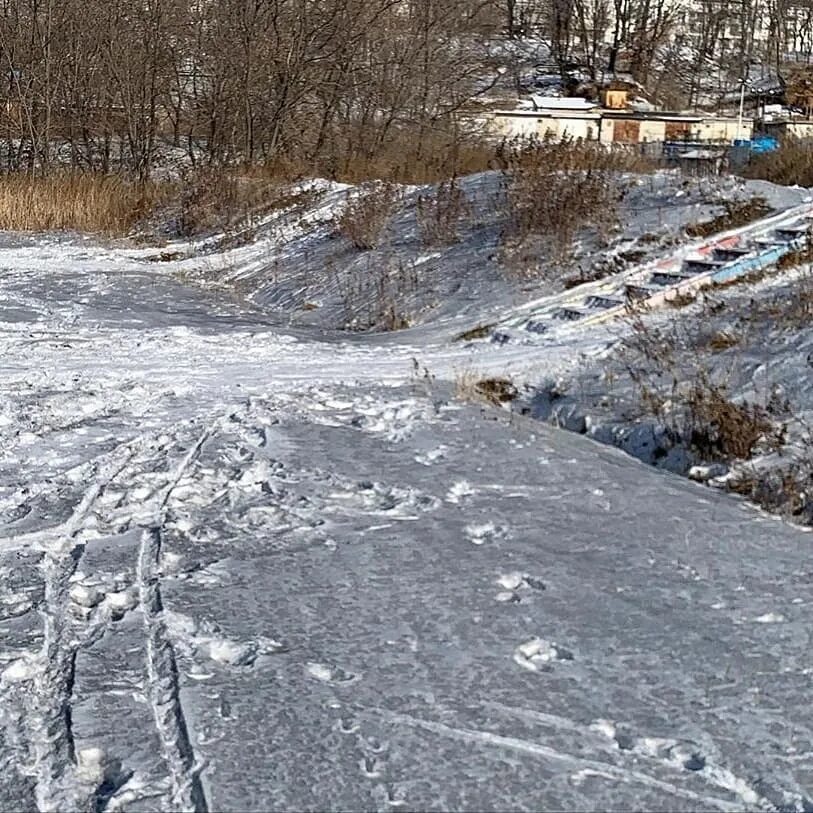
176 169 321 238
685 196 773 239
257 126 499 186
684 376 782 461
743 137 813 187
0 172 170 236
623 313 785 463
736 269 813 331
0 167 325 240
727 453 813 523
416 179 470 246
705 330 741 352
336 182 400 250
776 234 813 271
454 323 495 342
497 136 647 277
333 256 418 330
494 135 659 175
321 127 500 185
455 371 518 405
666 290 699 308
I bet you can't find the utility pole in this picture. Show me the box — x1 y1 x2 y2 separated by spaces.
737 76 747 142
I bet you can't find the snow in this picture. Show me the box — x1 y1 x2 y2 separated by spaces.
513 638 571 670
530 95 598 110
0 181 812 811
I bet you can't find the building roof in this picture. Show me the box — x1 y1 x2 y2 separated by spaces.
680 149 724 159
493 109 601 120
530 95 598 111
601 109 703 122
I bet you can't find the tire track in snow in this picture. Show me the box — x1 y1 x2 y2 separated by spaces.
383 711 746 812
137 428 213 813
24 448 135 812
484 702 792 811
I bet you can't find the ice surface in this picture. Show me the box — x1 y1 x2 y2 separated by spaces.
0 223 811 812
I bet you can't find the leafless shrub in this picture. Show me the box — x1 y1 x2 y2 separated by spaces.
727 439 813 524
622 313 785 464
494 134 659 175
683 372 784 461
455 372 518 405
336 183 400 250
742 137 813 187
175 170 320 238
497 136 640 278
736 269 813 331
416 178 470 246
334 256 418 331
685 196 772 238
330 129 500 185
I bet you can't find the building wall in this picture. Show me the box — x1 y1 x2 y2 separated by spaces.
639 120 668 142
542 117 598 141
493 111 751 145
492 113 600 142
599 118 615 144
600 118 666 143
491 113 538 139
695 118 753 141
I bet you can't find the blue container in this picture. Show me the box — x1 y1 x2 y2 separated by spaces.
751 135 779 153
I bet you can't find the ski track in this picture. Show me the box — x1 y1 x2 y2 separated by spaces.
1 212 813 810
28 446 136 812
137 428 214 813
481 702 776 811
383 712 745 812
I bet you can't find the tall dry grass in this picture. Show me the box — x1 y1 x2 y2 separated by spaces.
335 182 401 250
498 135 650 276
0 173 169 236
742 136 813 187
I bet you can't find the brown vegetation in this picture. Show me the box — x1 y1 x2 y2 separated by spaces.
727 449 813 524
683 374 782 461
456 372 518 405
336 183 401 250
685 197 773 239
0 173 168 235
416 179 470 246
333 256 419 330
175 170 322 238
736 270 813 331
623 312 785 464
742 138 813 188
454 323 496 342
498 136 651 277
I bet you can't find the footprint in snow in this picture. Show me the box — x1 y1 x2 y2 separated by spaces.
465 522 505 546
305 661 359 684
414 445 448 466
334 715 360 735
445 480 475 504
494 571 545 603
513 638 573 672
360 755 385 778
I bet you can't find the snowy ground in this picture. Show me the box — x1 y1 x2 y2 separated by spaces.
164 172 810 333
519 259 813 521
1 211 813 812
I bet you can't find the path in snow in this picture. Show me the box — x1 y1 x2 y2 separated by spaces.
0 236 811 811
